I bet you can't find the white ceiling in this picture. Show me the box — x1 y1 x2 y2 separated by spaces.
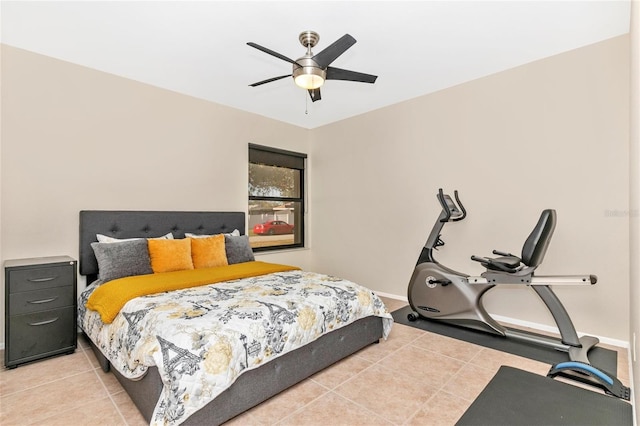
1 1 631 129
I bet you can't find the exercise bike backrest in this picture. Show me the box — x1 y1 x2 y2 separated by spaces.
521 209 556 268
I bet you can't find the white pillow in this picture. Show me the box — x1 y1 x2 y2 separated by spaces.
185 229 240 238
96 232 174 243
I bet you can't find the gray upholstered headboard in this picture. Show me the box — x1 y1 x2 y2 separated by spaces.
79 210 245 281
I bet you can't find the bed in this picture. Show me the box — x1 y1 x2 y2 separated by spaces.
77 210 392 425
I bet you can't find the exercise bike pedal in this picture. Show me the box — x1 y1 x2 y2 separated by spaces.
547 361 631 400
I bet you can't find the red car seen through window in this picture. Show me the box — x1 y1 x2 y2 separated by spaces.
253 220 294 235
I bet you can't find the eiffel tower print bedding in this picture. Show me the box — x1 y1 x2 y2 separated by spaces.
78 268 393 425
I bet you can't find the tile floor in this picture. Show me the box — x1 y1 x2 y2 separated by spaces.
0 297 631 426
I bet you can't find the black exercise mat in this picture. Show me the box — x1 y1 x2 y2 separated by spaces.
456 366 632 425
392 305 617 372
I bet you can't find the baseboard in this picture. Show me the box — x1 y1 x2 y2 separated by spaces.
376 291 407 302
376 291 630 349
491 313 629 349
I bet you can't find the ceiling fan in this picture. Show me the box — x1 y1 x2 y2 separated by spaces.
247 31 378 102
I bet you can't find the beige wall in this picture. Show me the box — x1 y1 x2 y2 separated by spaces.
0 45 312 343
310 35 630 342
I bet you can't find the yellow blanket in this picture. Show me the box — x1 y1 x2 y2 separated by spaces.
86 261 300 324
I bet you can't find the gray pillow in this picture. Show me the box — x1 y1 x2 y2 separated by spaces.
91 239 153 283
224 235 255 264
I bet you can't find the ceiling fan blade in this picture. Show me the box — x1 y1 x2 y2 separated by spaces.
249 74 291 87
308 88 321 102
247 42 300 66
311 34 356 69
326 67 378 84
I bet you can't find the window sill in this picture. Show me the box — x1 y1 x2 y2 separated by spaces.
254 246 310 256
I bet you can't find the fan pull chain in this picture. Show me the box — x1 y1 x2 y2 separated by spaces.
305 90 308 114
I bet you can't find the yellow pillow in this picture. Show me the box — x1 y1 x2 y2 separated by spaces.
191 234 229 269
148 238 194 273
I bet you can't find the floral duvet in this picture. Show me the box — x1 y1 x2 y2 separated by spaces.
78 269 393 425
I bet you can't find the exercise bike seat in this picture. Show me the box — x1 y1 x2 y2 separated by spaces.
481 256 521 271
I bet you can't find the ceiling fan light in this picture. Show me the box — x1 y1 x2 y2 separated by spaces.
294 74 324 90
293 67 326 90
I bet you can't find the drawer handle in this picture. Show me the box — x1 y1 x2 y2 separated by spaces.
28 297 58 304
28 277 58 283
28 317 59 326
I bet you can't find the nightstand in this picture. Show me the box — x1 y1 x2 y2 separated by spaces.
4 256 77 368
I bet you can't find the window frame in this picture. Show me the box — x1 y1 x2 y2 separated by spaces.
248 143 307 252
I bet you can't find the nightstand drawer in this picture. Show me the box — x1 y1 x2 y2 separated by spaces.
8 265 74 293
9 286 75 315
7 307 76 363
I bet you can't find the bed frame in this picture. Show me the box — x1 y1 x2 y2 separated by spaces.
78 210 384 425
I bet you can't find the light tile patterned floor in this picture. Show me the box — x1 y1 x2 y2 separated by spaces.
0 297 630 425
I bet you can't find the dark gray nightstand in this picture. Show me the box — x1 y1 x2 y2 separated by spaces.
4 256 77 368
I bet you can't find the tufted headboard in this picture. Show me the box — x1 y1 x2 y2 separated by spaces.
79 210 245 282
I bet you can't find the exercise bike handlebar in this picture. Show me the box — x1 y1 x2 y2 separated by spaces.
437 189 467 222
493 249 515 257
453 192 467 221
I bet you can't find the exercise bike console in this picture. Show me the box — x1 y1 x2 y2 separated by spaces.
406 189 629 399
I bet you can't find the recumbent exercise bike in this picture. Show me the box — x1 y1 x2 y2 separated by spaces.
407 189 629 400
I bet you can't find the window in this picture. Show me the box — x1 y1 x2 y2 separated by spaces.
249 144 306 251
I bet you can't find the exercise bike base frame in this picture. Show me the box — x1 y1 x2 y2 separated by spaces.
408 262 599 354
